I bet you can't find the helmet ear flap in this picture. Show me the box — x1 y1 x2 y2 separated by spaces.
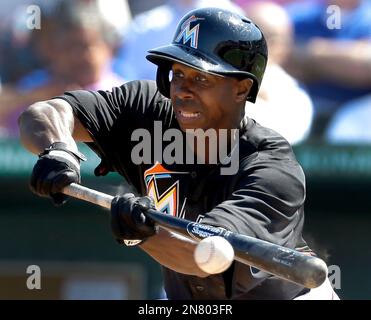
246 80 259 103
156 65 171 98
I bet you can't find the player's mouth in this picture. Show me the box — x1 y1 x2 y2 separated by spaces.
176 110 201 122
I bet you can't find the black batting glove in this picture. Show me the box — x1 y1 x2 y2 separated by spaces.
110 194 157 245
30 142 86 206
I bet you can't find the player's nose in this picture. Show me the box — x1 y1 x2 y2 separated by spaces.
171 79 195 100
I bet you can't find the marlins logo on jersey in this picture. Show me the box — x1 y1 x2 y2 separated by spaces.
144 162 188 218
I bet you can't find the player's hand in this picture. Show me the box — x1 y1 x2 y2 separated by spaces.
30 142 86 206
110 194 157 245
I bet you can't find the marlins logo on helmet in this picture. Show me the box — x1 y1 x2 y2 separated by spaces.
174 15 205 49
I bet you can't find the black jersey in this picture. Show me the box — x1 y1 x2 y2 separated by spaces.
58 80 311 299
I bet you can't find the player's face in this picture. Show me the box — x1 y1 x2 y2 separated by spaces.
170 63 251 131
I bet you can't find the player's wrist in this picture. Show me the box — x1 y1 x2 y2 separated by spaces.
39 141 87 168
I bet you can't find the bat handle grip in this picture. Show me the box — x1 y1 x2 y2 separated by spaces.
62 183 113 210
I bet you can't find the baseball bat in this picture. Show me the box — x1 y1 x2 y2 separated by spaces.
62 183 328 289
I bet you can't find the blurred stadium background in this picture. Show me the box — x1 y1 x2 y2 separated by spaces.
0 0 370 300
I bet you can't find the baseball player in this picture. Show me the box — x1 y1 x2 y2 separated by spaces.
19 7 338 300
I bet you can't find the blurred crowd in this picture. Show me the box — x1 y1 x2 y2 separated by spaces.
0 0 370 144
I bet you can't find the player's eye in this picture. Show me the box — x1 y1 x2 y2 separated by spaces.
195 75 208 82
172 71 184 79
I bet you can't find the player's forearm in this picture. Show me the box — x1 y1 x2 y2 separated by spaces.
140 228 210 277
18 99 77 155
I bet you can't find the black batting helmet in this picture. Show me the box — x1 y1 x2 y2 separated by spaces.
146 7 268 103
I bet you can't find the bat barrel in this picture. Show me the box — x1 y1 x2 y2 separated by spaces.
231 236 328 288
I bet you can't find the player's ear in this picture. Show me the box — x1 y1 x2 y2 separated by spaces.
234 78 253 103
